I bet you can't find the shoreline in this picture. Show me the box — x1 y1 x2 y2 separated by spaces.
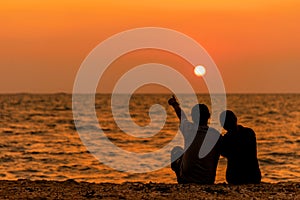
0 179 299 199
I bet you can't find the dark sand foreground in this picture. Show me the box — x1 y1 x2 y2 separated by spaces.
0 179 299 199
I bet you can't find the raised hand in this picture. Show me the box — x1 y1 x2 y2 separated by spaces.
168 95 186 121
168 95 179 106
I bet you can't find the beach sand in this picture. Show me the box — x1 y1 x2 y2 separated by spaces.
0 179 299 199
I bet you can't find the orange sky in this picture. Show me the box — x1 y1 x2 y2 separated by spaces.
0 0 299 93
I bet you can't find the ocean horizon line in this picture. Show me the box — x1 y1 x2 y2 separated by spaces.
0 92 299 95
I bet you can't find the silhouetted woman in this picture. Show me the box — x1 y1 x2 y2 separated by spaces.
220 110 261 184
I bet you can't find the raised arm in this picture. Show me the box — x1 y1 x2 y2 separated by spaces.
168 95 187 121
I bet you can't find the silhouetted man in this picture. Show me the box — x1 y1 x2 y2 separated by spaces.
220 110 261 184
169 96 221 184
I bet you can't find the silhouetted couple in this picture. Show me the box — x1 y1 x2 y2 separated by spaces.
169 96 261 184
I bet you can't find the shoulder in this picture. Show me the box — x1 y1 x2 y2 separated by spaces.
207 127 222 141
238 125 256 137
180 119 194 129
179 119 195 133
240 125 255 133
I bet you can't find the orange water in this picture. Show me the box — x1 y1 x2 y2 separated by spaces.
0 94 299 183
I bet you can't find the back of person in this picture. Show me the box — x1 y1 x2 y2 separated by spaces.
181 126 222 184
220 110 261 184
168 97 222 184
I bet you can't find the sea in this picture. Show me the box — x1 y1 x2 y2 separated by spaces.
0 93 299 184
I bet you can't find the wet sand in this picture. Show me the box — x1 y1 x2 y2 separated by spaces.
0 179 299 199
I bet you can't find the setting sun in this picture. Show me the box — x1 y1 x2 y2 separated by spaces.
194 65 206 77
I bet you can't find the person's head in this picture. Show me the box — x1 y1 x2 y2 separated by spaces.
219 110 238 131
191 104 210 125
